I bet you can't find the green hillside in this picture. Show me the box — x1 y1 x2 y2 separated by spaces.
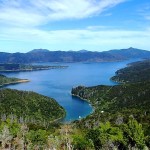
72 82 150 126
111 60 150 83
0 89 65 125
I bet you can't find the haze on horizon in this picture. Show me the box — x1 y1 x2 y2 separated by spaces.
0 0 150 53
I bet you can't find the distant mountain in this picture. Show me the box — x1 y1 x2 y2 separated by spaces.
78 49 89 53
107 47 150 59
28 49 50 53
0 47 150 63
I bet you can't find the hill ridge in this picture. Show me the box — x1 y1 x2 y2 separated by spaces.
0 47 150 63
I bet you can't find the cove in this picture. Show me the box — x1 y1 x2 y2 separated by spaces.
2 59 139 122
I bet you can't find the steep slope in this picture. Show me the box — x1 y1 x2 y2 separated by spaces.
0 89 65 125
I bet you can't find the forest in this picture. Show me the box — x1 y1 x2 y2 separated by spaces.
111 60 150 83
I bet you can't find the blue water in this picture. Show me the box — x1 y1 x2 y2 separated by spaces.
2 59 139 122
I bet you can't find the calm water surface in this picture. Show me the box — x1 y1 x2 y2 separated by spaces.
2 59 139 122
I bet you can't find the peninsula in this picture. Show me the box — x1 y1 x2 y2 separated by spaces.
0 74 29 87
111 59 150 83
0 63 68 72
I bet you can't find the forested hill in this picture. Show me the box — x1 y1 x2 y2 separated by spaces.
0 47 150 63
0 89 65 126
72 81 150 126
111 60 150 83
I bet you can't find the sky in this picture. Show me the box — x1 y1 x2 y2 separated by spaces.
0 0 150 52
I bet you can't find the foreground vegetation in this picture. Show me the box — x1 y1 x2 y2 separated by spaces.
0 117 148 149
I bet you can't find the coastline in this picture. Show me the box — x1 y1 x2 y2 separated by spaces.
70 59 139 122
71 76 121 122
0 66 68 72
110 78 126 84
71 93 95 119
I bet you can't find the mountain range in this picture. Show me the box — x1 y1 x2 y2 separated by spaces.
0 47 150 63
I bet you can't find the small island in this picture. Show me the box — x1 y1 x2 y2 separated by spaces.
0 63 68 72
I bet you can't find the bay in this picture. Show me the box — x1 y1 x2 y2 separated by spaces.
2 59 139 122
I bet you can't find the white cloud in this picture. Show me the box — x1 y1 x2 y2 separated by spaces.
0 26 150 51
1 0 149 52
86 25 112 30
0 0 126 27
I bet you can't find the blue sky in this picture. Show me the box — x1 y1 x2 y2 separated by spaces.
0 0 150 52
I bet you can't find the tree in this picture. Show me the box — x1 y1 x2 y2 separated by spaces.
0 125 13 149
86 128 101 150
26 129 47 149
73 134 93 150
99 122 125 149
122 117 146 149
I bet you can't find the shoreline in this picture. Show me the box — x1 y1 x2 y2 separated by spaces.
0 66 68 72
0 60 131 123
110 78 126 84
70 59 135 123
71 80 121 122
71 93 95 120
